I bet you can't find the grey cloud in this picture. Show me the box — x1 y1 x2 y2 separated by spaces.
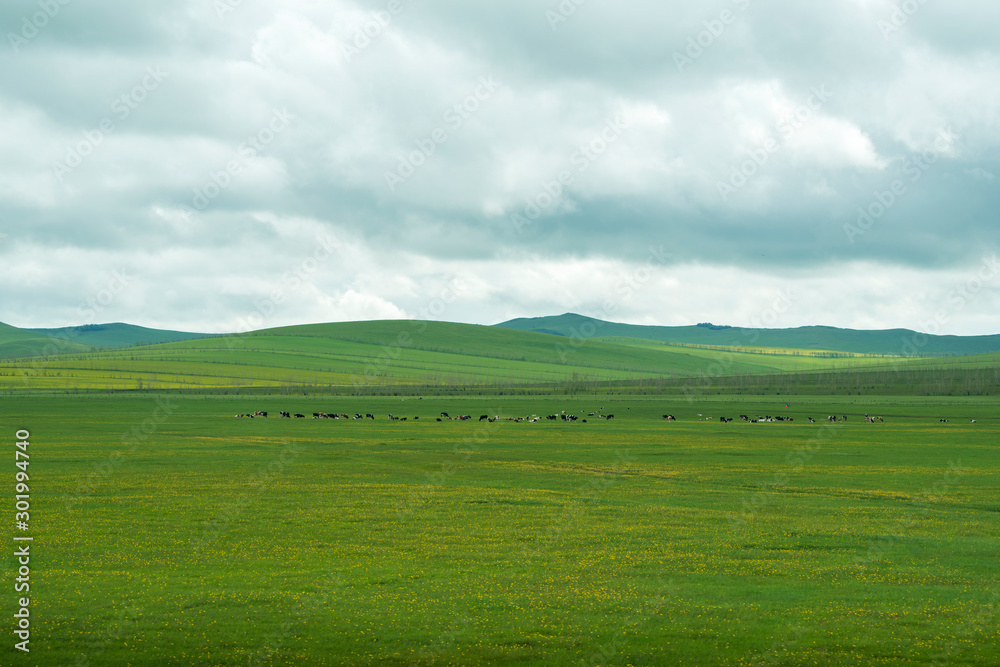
0 0 997 332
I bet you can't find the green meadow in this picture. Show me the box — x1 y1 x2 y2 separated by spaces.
4 393 998 665
3 321 996 394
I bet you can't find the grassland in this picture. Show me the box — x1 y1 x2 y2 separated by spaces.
4 393 998 665
3 320 996 396
26 323 213 350
0 321 90 360
498 314 1000 357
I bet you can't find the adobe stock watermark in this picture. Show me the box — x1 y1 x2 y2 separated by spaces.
545 0 590 31
681 290 795 401
191 439 304 555
877 0 932 40
225 233 341 347
7 0 72 54
717 85 832 202
511 115 628 233
852 459 970 570
71 601 144 667
351 278 461 387
384 76 501 192
10 267 134 386
62 396 179 511
581 577 678 666
897 254 999 356
754 623 809 667
844 127 957 244
246 570 344 666
931 590 1000 666
52 66 169 183
394 413 502 521
730 421 843 530
339 0 411 62
411 614 474 665
183 108 295 217
524 450 637 558
77 268 133 324
554 246 672 363
673 0 753 73
214 0 247 19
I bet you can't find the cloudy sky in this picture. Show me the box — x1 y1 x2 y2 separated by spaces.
1 0 998 335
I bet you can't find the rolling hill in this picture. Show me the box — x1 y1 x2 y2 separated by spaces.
495 313 1000 357
0 321 90 359
27 322 213 349
1 319 994 395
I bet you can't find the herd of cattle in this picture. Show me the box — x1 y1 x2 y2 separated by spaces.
233 410 891 423
234 409 616 423
231 410 980 424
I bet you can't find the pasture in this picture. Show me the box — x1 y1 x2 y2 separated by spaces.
0 321 922 394
4 393 998 665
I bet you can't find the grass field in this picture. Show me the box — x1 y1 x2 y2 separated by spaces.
4 393 998 665
0 322 90 360
497 314 1000 357
5 321 998 396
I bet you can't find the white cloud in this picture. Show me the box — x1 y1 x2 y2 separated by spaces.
0 0 997 334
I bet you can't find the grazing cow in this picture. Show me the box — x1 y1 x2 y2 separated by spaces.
294 413 305 419
479 415 489 422
366 413 375 420
605 414 614 420
441 412 450 418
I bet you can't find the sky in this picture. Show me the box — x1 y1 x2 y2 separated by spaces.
1 0 998 335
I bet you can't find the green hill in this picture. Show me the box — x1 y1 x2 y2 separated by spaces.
0 321 90 359
0 319 889 393
495 313 1000 357
28 322 213 349
2 319 996 395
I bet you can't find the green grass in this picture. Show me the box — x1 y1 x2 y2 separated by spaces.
497 313 1000 356
601 338 897 371
4 393 999 665
2 320 972 394
26 323 213 350
0 321 90 359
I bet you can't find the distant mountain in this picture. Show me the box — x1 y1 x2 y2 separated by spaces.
0 321 90 359
2 318 999 394
27 323 213 350
495 313 1000 357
